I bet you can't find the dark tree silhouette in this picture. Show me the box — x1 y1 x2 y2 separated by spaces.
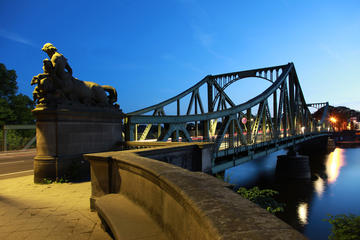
0 63 34 125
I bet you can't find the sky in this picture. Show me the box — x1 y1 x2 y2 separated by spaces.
1 0 360 113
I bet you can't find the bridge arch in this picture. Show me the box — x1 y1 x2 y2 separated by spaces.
211 75 274 112
125 63 332 172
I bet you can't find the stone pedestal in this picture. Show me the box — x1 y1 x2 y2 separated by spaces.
276 151 311 179
33 106 124 183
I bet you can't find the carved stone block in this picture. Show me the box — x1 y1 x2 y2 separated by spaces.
33 106 124 183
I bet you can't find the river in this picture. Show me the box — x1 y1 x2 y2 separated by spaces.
224 147 360 240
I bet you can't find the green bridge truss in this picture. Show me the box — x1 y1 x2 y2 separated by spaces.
125 63 331 173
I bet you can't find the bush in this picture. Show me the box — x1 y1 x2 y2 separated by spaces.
325 214 360 240
237 186 285 213
0 129 36 151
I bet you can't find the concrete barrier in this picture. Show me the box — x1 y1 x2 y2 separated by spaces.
85 143 306 240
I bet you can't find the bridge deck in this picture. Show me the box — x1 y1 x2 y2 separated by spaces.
212 132 329 173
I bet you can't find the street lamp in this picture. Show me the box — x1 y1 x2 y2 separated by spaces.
301 126 305 134
329 117 337 131
330 117 337 124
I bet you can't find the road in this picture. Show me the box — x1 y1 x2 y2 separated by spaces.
0 148 36 180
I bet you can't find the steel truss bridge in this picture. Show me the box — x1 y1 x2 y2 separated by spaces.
125 63 331 173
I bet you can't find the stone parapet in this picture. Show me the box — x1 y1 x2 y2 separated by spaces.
123 141 213 172
85 145 307 240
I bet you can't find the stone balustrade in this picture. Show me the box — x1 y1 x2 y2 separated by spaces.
84 142 306 240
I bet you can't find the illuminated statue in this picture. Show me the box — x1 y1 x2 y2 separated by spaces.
31 43 118 107
31 59 62 104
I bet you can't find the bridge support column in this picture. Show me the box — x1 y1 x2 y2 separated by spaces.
202 120 210 142
246 108 251 144
262 109 266 142
158 124 162 139
273 91 277 138
32 107 124 183
275 149 310 179
228 119 234 148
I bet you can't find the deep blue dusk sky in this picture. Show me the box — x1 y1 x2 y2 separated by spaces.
1 0 359 113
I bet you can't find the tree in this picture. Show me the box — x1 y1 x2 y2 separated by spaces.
325 214 360 240
237 186 285 214
0 63 34 125
0 63 18 100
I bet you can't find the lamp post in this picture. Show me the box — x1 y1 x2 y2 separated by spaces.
330 117 337 131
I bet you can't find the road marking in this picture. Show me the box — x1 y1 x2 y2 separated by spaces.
0 150 36 156
0 154 36 159
0 160 25 165
0 170 34 177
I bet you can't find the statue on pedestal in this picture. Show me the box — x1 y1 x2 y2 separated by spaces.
31 43 123 183
31 43 118 108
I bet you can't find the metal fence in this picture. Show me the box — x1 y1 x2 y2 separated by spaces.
1 125 36 151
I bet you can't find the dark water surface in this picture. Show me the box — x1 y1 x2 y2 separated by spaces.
224 147 360 240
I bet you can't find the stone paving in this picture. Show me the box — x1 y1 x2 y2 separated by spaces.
0 175 111 240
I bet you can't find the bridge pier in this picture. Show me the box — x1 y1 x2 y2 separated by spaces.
276 149 311 179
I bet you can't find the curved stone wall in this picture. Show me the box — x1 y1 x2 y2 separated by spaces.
85 143 306 240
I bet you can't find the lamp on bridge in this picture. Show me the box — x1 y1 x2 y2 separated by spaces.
330 117 337 131
301 126 305 134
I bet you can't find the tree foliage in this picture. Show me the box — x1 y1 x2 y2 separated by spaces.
0 63 35 150
2 129 35 150
0 63 18 100
237 186 285 214
0 63 34 125
325 214 360 240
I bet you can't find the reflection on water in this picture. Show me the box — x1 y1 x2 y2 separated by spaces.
313 175 325 198
225 147 360 240
297 202 309 225
326 148 345 183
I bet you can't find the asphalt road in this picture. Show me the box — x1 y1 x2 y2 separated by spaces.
0 148 36 180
